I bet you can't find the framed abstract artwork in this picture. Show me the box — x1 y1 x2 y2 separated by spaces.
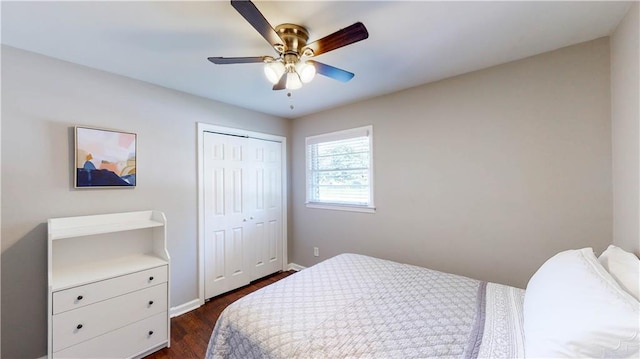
75 126 137 188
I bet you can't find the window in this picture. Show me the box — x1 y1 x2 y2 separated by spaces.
305 125 374 213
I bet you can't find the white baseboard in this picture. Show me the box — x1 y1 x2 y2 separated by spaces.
170 298 202 318
287 262 306 271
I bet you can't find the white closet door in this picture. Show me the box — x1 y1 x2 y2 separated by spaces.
203 132 284 299
203 132 252 299
246 138 283 280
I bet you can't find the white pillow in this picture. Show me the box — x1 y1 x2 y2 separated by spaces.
524 248 640 358
599 245 640 301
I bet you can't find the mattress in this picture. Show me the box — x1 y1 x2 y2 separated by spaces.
206 253 525 359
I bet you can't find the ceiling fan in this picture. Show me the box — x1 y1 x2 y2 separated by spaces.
208 0 369 91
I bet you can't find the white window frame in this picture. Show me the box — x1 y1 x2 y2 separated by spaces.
305 125 375 213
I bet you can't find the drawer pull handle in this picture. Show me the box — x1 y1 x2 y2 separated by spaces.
76 324 83 330
149 276 154 281
148 300 154 306
76 295 83 301
148 330 154 336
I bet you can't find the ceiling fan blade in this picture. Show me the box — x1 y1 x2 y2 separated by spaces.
303 22 368 57
272 73 287 90
309 61 355 83
208 56 266 64
231 0 283 48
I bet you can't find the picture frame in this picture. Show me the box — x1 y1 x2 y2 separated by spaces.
74 126 137 188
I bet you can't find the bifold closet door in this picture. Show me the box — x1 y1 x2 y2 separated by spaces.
203 132 283 300
245 138 283 280
203 132 252 299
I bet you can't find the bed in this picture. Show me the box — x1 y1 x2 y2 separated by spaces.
207 248 639 358
205 253 525 359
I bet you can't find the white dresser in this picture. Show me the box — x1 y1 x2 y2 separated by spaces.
48 211 171 359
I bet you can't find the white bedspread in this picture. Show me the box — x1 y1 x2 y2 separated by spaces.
206 253 525 359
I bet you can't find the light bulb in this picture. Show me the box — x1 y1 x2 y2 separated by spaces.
286 72 302 90
297 61 316 83
264 61 285 84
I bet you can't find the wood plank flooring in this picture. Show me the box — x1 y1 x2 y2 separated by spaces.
145 270 295 359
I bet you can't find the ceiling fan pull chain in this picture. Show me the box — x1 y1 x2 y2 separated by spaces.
287 92 294 110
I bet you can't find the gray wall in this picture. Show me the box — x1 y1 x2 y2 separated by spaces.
0 46 290 359
611 3 640 254
290 38 613 289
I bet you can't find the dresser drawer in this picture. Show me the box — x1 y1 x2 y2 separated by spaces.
53 311 168 359
53 283 167 352
52 265 167 314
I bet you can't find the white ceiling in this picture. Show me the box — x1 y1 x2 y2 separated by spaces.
1 1 632 119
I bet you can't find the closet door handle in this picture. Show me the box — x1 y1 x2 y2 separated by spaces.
76 324 83 330
148 331 154 336
148 300 154 306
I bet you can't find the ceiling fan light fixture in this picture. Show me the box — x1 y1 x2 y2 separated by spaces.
297 61 316 83
285 71 302 90
264 61 285 84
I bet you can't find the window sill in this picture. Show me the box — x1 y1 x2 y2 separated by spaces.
305 203 376 213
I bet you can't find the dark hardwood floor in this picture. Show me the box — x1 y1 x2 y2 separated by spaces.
145 270 295 359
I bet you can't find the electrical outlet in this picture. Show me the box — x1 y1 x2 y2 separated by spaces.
313 247 319 257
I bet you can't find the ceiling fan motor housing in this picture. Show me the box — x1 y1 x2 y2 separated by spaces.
274 24 311 59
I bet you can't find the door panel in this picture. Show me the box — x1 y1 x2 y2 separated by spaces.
212 169 224 215
268 220 278 261
253 221 266 267
255 168 264 210
247 138 283 280
229 227 245 275
204 133 251 299
231 169 243 214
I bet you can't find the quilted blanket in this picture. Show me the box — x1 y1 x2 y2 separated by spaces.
206 253 524 359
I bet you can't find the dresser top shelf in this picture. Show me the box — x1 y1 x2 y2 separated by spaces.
52 254 168 292
49 211 165 240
